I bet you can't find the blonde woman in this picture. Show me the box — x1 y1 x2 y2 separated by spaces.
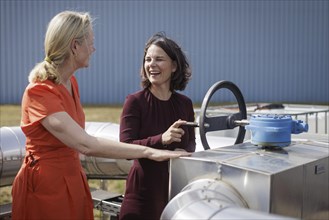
11 11 191 220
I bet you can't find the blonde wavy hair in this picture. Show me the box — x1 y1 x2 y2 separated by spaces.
28 11 93 84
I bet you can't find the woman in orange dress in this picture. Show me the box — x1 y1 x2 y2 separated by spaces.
11 11 191 220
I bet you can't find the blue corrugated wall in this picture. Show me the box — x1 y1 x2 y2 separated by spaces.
1 0 328 105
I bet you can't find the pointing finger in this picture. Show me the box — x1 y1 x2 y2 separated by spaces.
172 119 187 128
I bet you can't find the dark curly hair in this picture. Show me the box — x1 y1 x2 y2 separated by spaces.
140 32 192 91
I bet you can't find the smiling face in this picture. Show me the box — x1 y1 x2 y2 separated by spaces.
144 44 177 89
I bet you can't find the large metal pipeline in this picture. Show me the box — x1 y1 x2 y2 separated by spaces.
0 122 132 187
0 127 26 186
0 121 238 186
161 179 297 220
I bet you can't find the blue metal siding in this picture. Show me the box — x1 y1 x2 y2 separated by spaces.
1 0 328 105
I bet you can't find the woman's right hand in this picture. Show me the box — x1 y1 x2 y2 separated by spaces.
147 148 192 162
161 119 187 146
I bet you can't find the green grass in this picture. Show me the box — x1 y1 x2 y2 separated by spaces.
0 104 126 209
0 104 124 126
0 105 22 126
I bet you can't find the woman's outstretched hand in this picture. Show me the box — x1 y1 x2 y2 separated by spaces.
147 148 192 162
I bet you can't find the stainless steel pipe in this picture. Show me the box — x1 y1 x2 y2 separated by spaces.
0 127 26 186
161 179 298 220
0 122 132 187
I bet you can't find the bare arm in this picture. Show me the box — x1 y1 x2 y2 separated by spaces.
41 112 191 161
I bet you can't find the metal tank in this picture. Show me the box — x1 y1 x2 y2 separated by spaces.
0 122 132 187
164 139 329 219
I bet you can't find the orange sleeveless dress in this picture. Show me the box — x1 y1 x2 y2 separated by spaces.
11 76 94 220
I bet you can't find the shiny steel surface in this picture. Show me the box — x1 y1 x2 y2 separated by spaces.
82 122 132 179
0 127 26 186
168 140 329 219
161 179 247 219
162 179 297 220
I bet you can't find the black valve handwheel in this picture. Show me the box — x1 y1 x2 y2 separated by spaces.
199 81 247 150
